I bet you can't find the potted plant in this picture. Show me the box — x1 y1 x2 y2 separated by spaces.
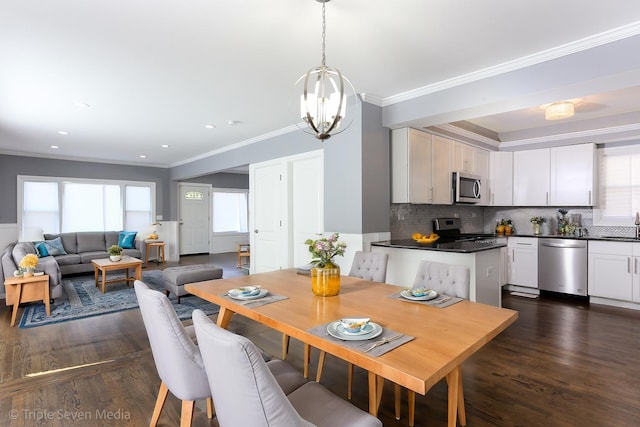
108 245 123 262
530 217 545 235
19 253 39 277
304 233 347 296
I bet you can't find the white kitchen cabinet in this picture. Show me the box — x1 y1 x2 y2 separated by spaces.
588 241 633 300
453 141 475 173
507 237 538 288
513 148 550 206
391 128 432 203
489 151 513 206
549 143 596 206
634 243 640 303
475 148 490 205
431 135 453 204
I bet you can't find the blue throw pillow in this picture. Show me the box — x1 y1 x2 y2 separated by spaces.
43 237 67 256
118 231 137 249
34 241 50 257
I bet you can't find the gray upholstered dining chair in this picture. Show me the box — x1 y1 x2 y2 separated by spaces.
396 260 470 426
192 309 383 427
135 281 308 427
313 251 389 397
134 280 214 427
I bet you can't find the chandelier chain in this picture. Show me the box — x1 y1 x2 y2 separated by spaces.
321 1 326 66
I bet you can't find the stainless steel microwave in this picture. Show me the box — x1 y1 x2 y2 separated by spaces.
453 171 482 203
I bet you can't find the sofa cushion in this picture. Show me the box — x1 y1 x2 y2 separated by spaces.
2 243 18 277
118 231 137 249
45 233 77 254
54 253 82 266
77 232 107 253
34 241 50 257
105 231 120 248
80 251 109 263
42 237 68 256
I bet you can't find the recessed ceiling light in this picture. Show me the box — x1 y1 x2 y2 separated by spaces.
74 102 90 108
205 124 216 129
58 130 69 135
50 145 59 149
227 120 237 126
139 155 146 159
161 144 170 148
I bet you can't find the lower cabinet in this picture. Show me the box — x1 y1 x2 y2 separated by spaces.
507 237 538 288
588 241 640 302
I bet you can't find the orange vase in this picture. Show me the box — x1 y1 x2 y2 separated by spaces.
311 262 341 296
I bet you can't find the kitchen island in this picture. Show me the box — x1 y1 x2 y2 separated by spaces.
371 239 506 307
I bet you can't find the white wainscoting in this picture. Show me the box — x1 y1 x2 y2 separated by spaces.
211 232 250 254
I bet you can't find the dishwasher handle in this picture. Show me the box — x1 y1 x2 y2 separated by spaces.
539 241 587 249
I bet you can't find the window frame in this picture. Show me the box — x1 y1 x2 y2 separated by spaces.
211 187 249 236
17 175 156 239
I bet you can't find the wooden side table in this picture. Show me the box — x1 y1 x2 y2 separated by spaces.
4 274 50 326
237 243 250 268
145 241 165 267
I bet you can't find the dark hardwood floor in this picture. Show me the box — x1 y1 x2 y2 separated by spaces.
1 254 639 426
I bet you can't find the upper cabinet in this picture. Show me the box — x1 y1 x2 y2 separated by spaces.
512 143 596 206
431 135 453 204
391 128 432 203
513 148 551 206
549 143 596 206
489 151 513 206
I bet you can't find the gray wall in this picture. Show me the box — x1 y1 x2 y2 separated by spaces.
182 172 249 189
0 154 170 223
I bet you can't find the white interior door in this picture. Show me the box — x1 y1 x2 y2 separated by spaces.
250 161 284 273
178 183 211 255
291 153 323 267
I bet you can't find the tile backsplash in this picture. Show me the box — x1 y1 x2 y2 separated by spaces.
391 204 638 239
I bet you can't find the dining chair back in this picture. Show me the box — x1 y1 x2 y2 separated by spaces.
412 260 470 299
192 309 382 427
134 280 213 427
348 251 389 282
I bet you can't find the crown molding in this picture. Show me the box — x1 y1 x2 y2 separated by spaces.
500 122 640 148
382 21 640 107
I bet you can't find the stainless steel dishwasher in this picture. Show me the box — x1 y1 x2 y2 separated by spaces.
538 238 588 296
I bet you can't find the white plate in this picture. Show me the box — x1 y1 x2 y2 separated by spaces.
327 321 383 341
400 289 438 301
228 286 261 297
34 271 45 276
228 289 269 300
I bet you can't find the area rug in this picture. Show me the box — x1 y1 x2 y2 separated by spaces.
18 270 219 328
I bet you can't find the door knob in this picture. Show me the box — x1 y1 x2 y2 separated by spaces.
254 229 259 233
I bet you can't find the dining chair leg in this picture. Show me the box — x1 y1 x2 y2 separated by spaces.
150 381 169 426
394 383 401 420
205 397 215 419
180 400 195 427
316 350 326 382
347 363 355 399
282 334 290 360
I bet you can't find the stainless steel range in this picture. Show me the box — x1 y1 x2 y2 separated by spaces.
432 217 497 243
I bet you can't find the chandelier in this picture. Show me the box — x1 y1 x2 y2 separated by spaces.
297 0 356 140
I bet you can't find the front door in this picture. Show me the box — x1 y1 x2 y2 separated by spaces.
178 183 210 255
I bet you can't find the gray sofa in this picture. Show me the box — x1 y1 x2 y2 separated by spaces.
1 231 143 300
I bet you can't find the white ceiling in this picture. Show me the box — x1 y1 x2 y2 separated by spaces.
2 1 640 168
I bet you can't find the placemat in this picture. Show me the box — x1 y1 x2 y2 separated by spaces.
386 291 463 308
220 293 289 308
307 322 414 357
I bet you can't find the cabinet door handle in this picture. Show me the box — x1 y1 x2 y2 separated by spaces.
588 190 592 205
635 258 638 275
546 191 549 205
628 257 631 273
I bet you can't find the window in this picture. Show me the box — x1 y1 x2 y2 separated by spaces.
593 146 640 225
212 190 248 233
18 176 155 237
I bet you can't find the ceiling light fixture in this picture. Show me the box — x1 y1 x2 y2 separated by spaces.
297 0 357 141
204 124 216 129
545 101 575 120
57 130 69 135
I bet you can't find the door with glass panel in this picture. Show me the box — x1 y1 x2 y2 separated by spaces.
178 183 210 255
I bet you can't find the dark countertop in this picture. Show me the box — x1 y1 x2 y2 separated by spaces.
501 234 640 242
371 239 506 253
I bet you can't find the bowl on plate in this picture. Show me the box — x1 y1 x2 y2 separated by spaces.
232 286 261 296
340 317 370 334
410 288 429 297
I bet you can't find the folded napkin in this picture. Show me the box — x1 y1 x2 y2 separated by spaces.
307 322 414 357
386 291 463 308
220 293 289 308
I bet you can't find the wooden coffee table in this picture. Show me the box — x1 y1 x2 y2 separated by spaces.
4 274 50 326
92 257 143 293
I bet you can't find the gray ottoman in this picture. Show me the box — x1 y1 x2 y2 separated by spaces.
162 264 223 303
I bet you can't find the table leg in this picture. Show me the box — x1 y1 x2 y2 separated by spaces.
94 265 99 288
216 307 235 328
101 268 107 294
44 279 51 316
367 372 384 416
446 366 460 427
145 244 150 267
10 283 23 326
135 263 142 280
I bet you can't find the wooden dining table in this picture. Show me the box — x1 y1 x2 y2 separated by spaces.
185 269 518 427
